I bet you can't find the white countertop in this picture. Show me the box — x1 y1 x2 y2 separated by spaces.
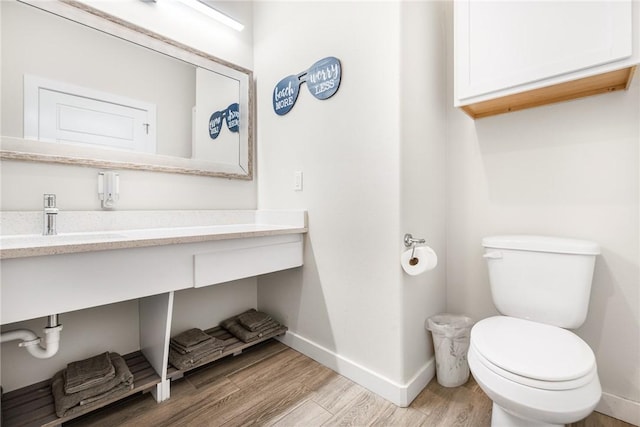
0 210 307 259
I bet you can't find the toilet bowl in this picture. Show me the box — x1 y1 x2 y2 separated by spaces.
473 235 602 426
469 316 601 426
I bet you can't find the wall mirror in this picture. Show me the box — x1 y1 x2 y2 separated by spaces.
0 0 253 179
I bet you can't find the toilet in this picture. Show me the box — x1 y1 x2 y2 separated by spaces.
469 235 602 427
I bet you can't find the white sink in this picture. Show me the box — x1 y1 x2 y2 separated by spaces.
0 231 128 249
0 210 308 259
1 210 307 325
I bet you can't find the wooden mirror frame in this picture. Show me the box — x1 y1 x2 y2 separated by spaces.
0 0 254 179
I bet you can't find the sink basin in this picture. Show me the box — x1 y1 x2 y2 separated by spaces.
0 210 308 259
0 232 128 250
0 225 304 257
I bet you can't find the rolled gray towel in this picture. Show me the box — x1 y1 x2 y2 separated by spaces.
237 309 273 332
172 328 212 348
64 351 115 394
52 352 133 418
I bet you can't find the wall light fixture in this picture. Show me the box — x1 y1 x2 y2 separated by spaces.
175 0 244 31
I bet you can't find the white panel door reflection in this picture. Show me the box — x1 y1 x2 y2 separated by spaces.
25 75 156 153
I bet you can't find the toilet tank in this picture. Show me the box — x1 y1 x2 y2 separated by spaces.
482 235 600 329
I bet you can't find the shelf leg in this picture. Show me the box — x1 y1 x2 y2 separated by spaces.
139 292 174 404
150 379 171 402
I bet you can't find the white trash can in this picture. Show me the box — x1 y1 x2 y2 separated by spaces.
426 314 475 387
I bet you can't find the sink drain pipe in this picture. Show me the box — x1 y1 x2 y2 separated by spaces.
0 315 63 359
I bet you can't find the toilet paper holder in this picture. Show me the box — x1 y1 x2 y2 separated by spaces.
404 233 426 248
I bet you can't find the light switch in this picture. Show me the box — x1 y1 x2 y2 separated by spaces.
294 171 303 191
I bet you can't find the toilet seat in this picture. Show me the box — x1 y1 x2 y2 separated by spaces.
470 316 597 391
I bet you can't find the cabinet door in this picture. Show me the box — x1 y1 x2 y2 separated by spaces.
455 1 633 102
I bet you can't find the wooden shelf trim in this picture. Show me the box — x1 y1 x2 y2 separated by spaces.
461 66 637 119
1 327 288 426
166 325 288 379
1 351 160 427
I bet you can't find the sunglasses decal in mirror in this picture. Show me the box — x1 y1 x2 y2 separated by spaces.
273 57 342 116
209 102 240 140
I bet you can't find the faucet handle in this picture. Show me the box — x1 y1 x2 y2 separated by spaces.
43 194 58 236
44 194 57 208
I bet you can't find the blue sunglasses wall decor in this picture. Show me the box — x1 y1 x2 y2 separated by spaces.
209 103 240 140
273 56 341 116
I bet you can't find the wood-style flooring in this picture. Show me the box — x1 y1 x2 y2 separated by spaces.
66 340 635 427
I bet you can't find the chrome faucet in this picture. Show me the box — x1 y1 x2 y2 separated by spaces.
43 194 58 235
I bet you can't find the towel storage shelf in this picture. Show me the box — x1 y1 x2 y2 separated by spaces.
0 351 160 427
167 325 288 380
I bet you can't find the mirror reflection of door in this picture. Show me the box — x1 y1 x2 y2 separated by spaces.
23 75 157 154
1 0 249 178
1 0 199 157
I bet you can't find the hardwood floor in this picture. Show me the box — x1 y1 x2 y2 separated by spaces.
65 340 635 427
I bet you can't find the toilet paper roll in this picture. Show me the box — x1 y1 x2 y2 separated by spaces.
401 246 438 275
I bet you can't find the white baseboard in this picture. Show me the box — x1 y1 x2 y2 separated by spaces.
277 331 435 407
277 332 638 423
596 391 640 426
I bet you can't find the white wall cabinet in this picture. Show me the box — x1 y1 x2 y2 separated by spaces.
454 0 639 118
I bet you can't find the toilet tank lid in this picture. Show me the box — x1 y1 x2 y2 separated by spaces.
482 235 600 255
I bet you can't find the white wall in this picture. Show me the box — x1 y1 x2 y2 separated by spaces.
170 279 257 337
0 0 257 392
0 301 140 392
0 161 256 211
445 4 640 421
254 0 404 385
399 1 447 384
254 1 447 403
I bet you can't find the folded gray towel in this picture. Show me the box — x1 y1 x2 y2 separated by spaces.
169 339 210 355
240 323 287 343
63 382 133 417
52 352 133 418
170 335 225 355
172 328 212 348
220 319 260 342
221 317 283 343
168 345 223 370
78 381 133 407
64 351 115 394
237 309 273 332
